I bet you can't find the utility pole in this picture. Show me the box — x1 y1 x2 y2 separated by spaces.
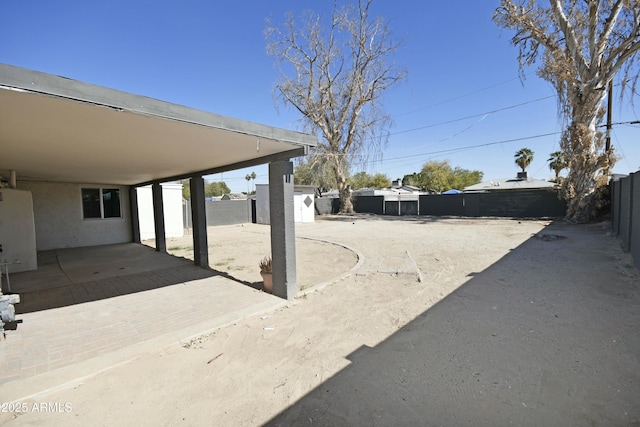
606 80 613 153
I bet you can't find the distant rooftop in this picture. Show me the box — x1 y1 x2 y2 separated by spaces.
464 177 556 192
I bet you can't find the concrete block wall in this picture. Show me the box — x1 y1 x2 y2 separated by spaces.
353 195 384 215
610 173 640 269
315 198 340 215
417 190 565 218
611 180 621 234
631 173 640 268
618 177 633 252
206 199 252 226
419 194 466 216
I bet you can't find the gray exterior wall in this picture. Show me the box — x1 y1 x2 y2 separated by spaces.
611 173 639 269
314 190 566 219
315 197 340 215
384 200 419 216
631 173 640 267
612 180 621 234
17 181 132 251
353 195 384 215
417 189 566 218
420 194 467 216
205 199 252 226
618 177 633 252
183 199 253 228
477 190 566 218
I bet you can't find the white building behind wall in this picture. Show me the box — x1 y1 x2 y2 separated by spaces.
255 184 315 225
136 183 184 241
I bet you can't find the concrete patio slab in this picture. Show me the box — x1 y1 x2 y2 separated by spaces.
1 250 285 386
0 233 357 398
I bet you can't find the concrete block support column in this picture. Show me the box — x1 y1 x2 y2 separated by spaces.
129 186 141 244
152 182 166 252
269 160 297 300
190 176 209 267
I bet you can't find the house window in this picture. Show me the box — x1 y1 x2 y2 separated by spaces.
82 188 121 219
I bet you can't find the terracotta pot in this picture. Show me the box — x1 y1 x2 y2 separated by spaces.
260 271 273 293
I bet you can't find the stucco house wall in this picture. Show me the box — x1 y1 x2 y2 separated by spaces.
17 181 132 251
0 188 37 272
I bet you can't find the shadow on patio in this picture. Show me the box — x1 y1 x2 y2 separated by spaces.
1 242 285 386
8 243 220 314
266 221 640 426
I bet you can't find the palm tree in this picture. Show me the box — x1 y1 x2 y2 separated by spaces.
514 148 534 173
245 174 251 194
548 151 567 182
250 171 257 193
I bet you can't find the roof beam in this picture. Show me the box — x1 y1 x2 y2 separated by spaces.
133 147 307 187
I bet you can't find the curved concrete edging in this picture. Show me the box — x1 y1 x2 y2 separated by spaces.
295 235 366 298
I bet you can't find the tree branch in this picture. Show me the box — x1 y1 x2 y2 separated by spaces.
550 0 589 78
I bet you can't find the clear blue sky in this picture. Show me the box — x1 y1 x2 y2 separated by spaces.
2 1 638 193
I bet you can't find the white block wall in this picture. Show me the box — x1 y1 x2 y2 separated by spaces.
0 188 37 272
136 183 184 241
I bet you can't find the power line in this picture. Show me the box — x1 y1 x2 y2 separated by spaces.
598 120 640 127
390 95 556 136
393 74 534 118
351 131 562 167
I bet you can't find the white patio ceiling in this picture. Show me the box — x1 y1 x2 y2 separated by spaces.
0 63 316 186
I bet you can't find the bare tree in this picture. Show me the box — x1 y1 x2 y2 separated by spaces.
266 0 405 213
293 154 339 196
494 0 640 222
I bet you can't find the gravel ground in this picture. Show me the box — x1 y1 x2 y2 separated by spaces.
2 216 639 426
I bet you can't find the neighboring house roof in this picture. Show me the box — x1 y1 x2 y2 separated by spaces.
397 185 422 193
0 63 317 186
318 189 340 198
611 173 629 182
353 187 423 198
464 178 556 192
221 193 247 200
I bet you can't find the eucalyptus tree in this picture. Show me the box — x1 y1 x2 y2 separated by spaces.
266 0 405 212
293 154 338 196
494 0 640 222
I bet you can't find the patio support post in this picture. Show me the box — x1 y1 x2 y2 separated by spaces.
129 186 141 244
268 160 297 300
189 176 209 267
152 182 166 252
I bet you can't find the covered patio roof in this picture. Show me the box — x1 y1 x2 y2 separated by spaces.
0 63 317 186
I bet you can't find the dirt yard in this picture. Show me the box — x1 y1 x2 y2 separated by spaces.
2 216 639 426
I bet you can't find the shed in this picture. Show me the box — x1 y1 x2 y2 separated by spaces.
255 184 316 224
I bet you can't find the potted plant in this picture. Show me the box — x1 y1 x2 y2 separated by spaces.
259 256 273 293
